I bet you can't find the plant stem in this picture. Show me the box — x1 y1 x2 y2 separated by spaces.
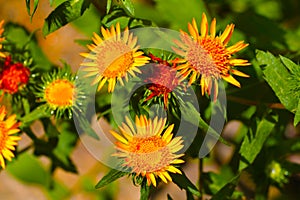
198 158 204 200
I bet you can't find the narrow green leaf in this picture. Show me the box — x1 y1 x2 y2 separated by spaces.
181 102 229 145
73 112 100 140
280 55 299 74
107 0 112 13
239 114 278 170
43 0 91 36
140 182 150 200
211 175 240 200
21 105 51 126
294 100 300 126
95 168 129 189
26 0 39 20
171 171 201 197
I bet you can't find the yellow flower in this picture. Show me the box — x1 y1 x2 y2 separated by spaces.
111 115 185 187
37 67 84 118
0 106 21 169
0 20 6 58
173 13 250 99
80 23 150 92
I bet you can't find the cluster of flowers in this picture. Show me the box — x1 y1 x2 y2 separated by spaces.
80 13 249 186
0 13 249 186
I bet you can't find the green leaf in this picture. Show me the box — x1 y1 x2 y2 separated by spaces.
21 105 51 127
258 50 300 126
26 0 39 21
140 182 150 200
52 121 78 171
95 168 129 189
73 112 100 140
171 171 201 197
7 153 51 186
239 114 278 171
107 0 112 13
206 166 235 194
258 50 298 111
4 23 53 71
113 0 135 17
295 100 300 126
43 0 91 36
181 102 229 145
211 175 240 200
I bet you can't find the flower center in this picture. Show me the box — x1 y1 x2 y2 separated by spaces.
125 136 174 172
129 136 166 153
200 37 231 75
0 122 8 151
186 40 220 78
45 79 74 107
96 41 134 78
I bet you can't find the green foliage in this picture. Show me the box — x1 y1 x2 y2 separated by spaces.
239 112 278 170
95 168 129 189
257 50 300 126
7 153 51 186
26 0 39 21
43 0 91 36
171 171 201 198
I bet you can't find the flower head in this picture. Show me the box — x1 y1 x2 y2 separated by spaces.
0 20 6 58
111 115 184 187
173 13 250 99
143 54 182 109
81 23 150 92
0 105 21 169
0 56 30 94
36 67 84 118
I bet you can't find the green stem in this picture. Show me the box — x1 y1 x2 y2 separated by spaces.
198 158 204 200
140 182 150 200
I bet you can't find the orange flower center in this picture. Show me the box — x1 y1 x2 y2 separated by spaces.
199 37 231 75
128 136 166 153
96 41 134 78
45 79 74 107
0 122 8 151
124 136 174 172
186 39 220 78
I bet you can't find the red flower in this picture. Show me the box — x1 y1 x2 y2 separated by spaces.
0 56 30 94
144 54 181 108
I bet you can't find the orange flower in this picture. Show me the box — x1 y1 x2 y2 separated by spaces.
111 115 185 186
0 56 30 94
0 105 21 169
173 13 250 99
81 23 150 92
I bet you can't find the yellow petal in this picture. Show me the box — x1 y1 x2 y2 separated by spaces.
222 75 241 87
162 124 174 139
210 18 216 38
200 13 208 37
231 69 250 77
148 173 157 187
110 130 128 144
188 21 198 40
